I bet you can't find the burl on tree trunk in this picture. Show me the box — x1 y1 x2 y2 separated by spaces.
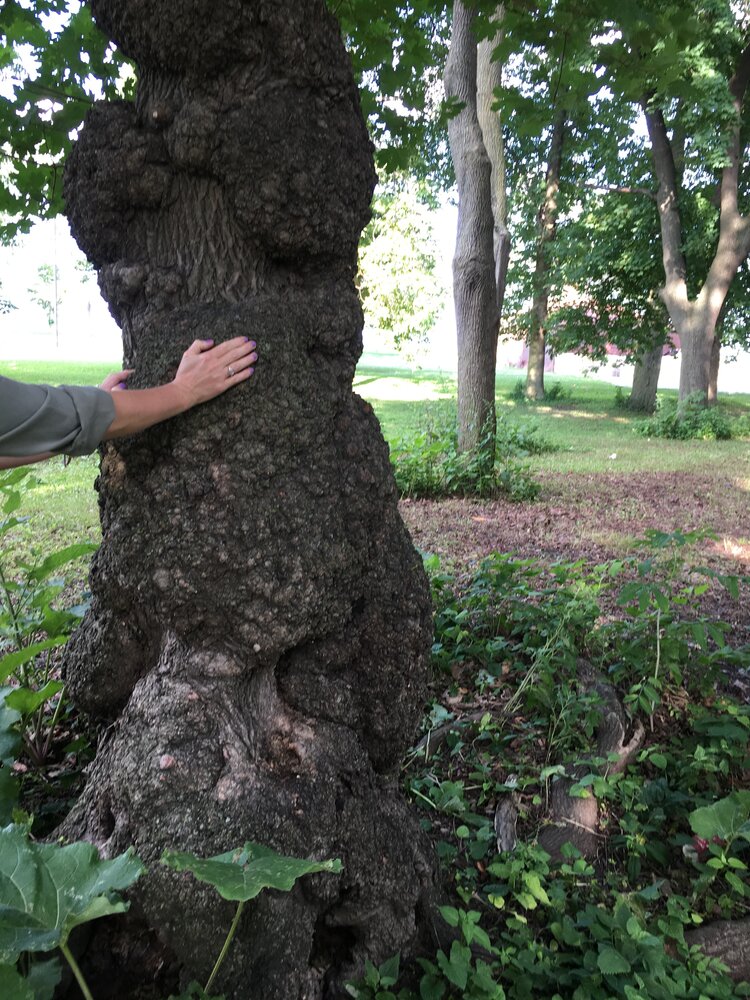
61 1 434 996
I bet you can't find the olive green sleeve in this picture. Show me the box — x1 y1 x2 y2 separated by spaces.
0 377 116 457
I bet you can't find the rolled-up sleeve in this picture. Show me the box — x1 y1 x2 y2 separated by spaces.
0 377 116 457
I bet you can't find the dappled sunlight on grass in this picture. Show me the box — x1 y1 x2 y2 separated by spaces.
353 375 453 402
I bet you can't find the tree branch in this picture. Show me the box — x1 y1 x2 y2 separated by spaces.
581 180 656 201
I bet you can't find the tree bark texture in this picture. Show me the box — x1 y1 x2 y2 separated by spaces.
644 42 750 405
61 2 434 996
628 341 663 412
445 1 498 456
526 105 566 401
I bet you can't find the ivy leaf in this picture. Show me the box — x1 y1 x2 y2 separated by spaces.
0 825 144 963
160 842 342 902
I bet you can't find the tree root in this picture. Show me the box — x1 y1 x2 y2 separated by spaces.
685 918 750 982
537 659 645 862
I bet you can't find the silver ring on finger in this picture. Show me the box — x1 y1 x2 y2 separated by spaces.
227 365 236 378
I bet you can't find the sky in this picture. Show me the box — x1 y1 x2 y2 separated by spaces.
0 210 461 370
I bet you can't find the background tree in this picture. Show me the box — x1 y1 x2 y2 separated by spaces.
358 177 446 352
602 0 750 405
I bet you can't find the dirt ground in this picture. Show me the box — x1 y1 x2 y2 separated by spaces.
399 471 750 646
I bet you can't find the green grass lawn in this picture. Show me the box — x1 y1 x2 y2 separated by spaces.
3 358 749 559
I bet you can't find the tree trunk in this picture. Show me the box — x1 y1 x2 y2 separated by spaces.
477 7 511 319
445 1 498 457
61 3 434 997
708 324 722 404
526 106 566 401
628 341 663 412
643 42 750 405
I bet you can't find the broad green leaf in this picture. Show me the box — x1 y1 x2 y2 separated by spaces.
378 952 400 987
689 792 750 844
4 683 64 717
597 946 632 975
0 825 144 962
160 842 342 902
0 641 68 684
0 962 34 1000
26 957 61 1000
27 545 97 582
436 941 469 990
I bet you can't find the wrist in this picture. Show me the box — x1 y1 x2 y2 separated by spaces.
167 378 197 413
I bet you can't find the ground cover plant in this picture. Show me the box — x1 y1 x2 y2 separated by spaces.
1 358 749 996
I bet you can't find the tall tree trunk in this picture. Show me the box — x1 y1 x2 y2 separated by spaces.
643 41 750 406
61 2 434 997
445 1 498 457
628 341 663 412
526 106 566 401
708 325 722 404
477 6 511 318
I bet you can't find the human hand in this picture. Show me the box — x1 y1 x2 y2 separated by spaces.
173 337 257 406
100 369 135 392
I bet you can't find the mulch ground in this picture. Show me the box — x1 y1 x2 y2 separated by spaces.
399 471 750 647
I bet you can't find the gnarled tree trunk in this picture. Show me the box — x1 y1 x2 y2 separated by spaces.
61 2 434 997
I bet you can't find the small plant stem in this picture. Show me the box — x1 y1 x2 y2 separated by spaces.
205 899 246 994
60 941 95 1000
42 684 66 759
651 608 661 732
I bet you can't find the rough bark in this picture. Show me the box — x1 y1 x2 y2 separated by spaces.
644 41 750 405
61 2 434 997
628 341 663 412
526 106 566 401
445 1 498 456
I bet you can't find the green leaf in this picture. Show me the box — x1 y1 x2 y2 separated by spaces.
0 691 21 764
160 842 342 902
0 769 20 826
597 946 632 975
27 544 97 582
436 941 469 990
0 825 144 962
26 958 61 1000
419 973 446 1000
0 641 68 684
0 963 34 1000
4 683 64 717
690 792 750 843
378 952 400 988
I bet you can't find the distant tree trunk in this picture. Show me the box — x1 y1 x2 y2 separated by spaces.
628 342 663 412
61 2 434 997
445 0 498 457
477 7 511 319
526 106 566 401
708 325 722 404
643 41 750 406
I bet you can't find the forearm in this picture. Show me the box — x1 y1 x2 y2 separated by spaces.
101 382 194 440
0 452 55 470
